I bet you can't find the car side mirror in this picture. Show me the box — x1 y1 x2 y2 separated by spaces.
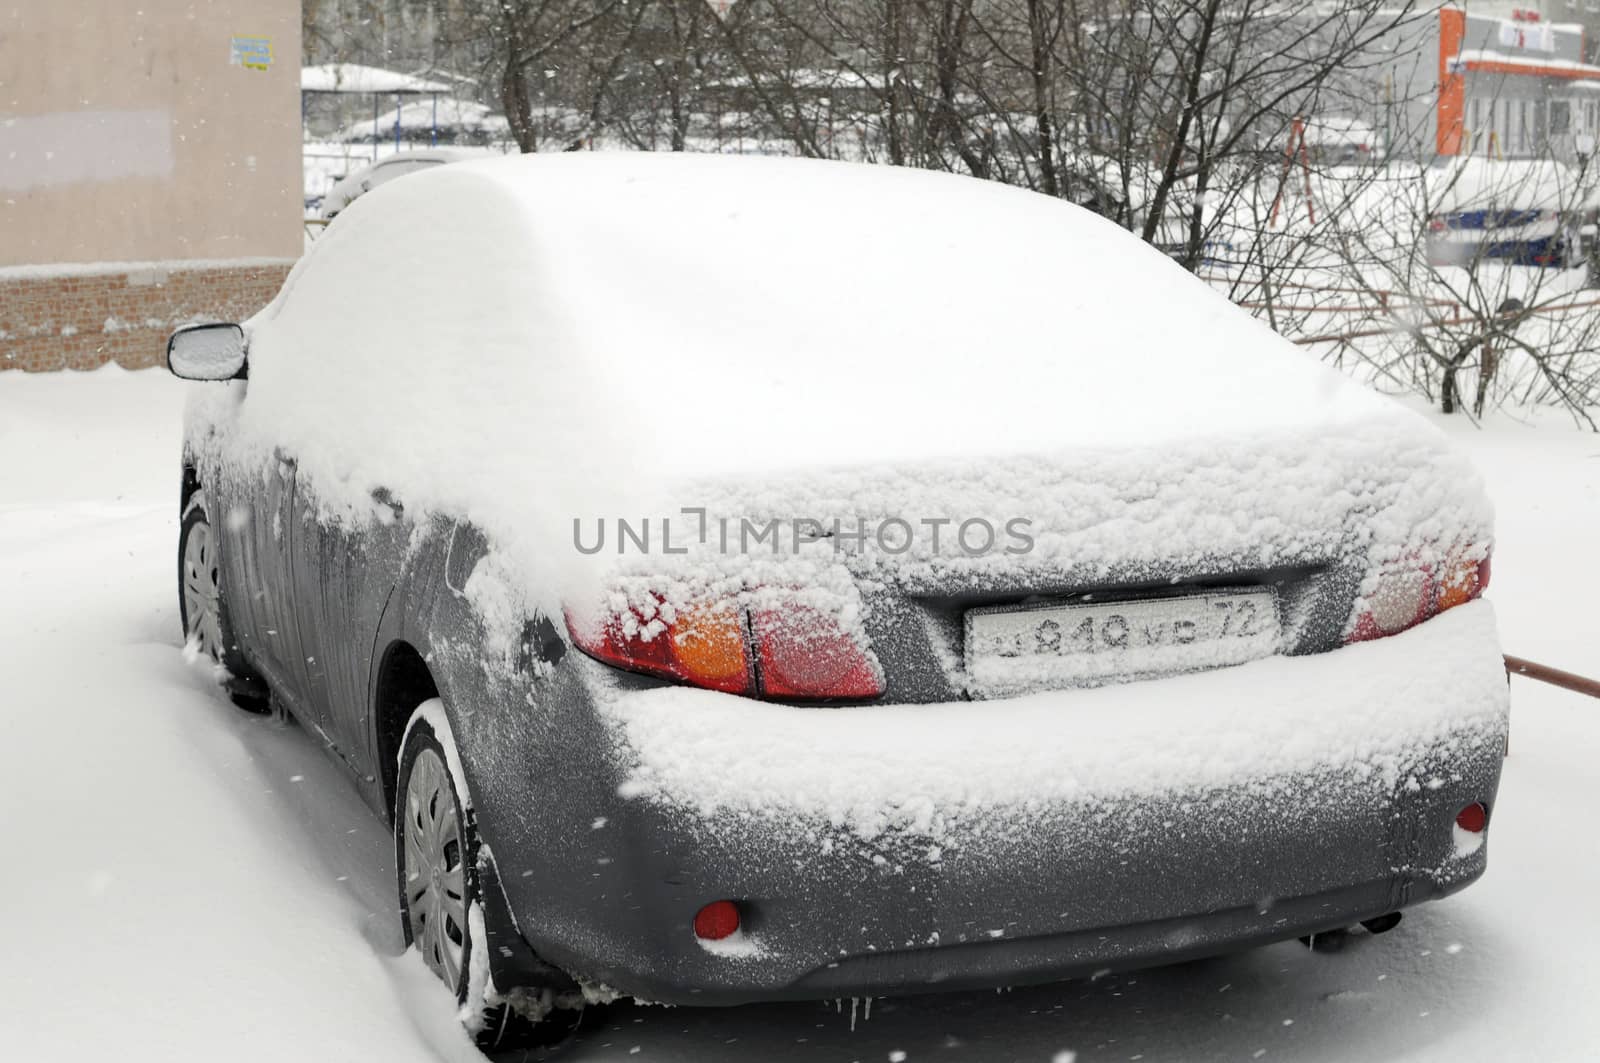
167 322 247 381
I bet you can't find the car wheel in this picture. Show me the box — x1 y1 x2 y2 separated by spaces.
178 493 268 713
395 703 583 1053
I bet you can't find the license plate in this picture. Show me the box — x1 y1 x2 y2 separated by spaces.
965 589 1280 697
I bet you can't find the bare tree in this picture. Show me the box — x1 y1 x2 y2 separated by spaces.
1309 154 1600 423
438 0 638 152
310 0 1600 420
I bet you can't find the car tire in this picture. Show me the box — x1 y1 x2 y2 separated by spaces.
179 492 268 713
395 703 584 1054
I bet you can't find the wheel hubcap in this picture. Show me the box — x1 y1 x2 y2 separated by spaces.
182 520 224 657
404 748 467 990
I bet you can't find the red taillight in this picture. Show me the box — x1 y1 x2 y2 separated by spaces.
565 600 752 694
753 604 884 699
1456 802 1488 833
693 900 741 941
567 594 884 700
1346 546 1490 644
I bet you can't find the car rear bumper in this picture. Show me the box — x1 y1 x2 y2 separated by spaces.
491 601 1507 1006
782 876 1452 1000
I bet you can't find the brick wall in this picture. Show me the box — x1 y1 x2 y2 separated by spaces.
0 260 295 372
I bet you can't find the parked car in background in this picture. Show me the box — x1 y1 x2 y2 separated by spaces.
168 153 1508 1052
1425 158 1595 269
1427 207 1583 268
333 98 511 148
319 147 482 220
1302 116 1377 167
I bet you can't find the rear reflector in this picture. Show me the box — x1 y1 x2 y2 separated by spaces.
1455 802 1488 834
693 900 741 941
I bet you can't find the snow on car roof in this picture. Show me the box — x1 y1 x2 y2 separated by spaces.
200 152 1482 616
310 151 1387 470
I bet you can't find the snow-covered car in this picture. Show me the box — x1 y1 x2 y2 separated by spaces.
167 153 1508 1050
319 147 481 220
1424 158 1595 269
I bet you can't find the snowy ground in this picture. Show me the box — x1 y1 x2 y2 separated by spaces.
2 366 1597 1062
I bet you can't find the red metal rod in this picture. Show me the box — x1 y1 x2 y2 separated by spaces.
1505 654 1600 699
1199 275 1459 305
1291 298 1600 346
1234 303 1395 314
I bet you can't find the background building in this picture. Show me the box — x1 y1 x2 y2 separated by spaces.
1468 0 1600 62
1368 5 1600 161
1 0 302 371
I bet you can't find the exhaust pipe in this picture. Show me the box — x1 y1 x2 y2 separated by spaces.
1302 912 1403 951
1360 912 1403 935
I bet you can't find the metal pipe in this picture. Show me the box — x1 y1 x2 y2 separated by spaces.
1291 298 1600 346
1505 654 1600 699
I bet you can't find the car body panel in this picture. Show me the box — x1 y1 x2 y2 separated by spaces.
290 485 410 766
208 452 304 693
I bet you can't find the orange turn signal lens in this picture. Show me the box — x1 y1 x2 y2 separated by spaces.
671 604 750 689
1437 552 1490 612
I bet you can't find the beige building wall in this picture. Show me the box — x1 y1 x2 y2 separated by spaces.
0 0 302 267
